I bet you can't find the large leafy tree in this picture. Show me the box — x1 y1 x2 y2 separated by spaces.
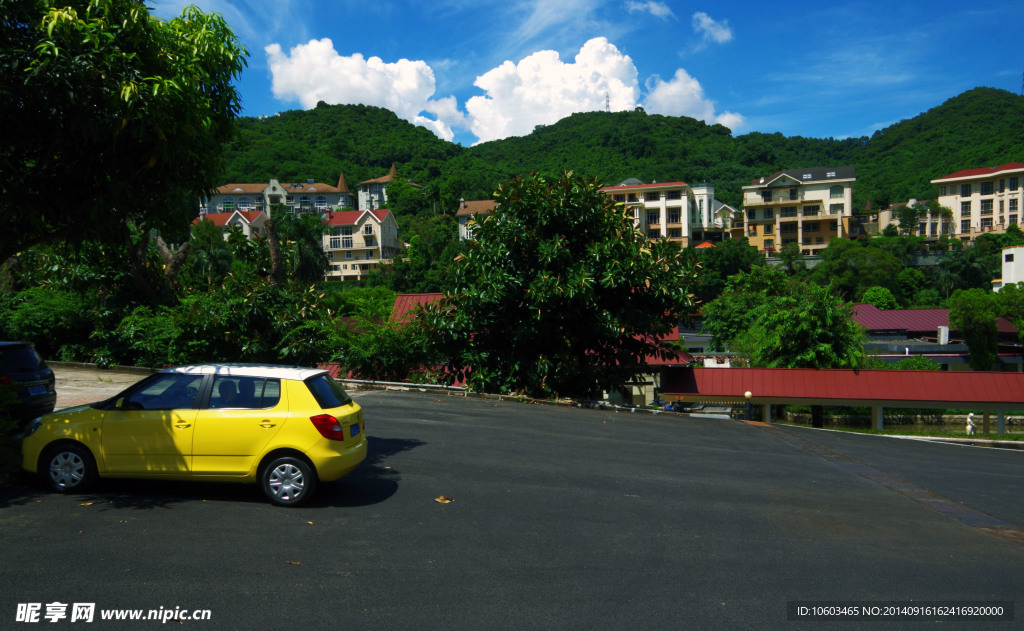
948 288 1000 371
702 266 866 369
0 0 248 262
425 171 698 398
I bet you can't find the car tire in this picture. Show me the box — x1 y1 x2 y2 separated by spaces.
43 443 97 494
260 456 317 507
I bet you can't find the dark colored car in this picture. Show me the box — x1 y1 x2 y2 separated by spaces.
0 341 57 428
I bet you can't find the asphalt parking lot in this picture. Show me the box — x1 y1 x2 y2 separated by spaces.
2 368 1022 629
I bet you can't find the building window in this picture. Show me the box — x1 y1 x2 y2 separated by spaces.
345 251 353 260
666 190 682 200
781 206 797 218
764 239 774 249
668 211 681 224
961 201 971 216
802 205 820 216
802 173 812 180
816 236 824 244
761 191 773 203
826 171 836 178
961 220 970 232
802 237 812 245
829 221 839 231
829 204 843 215
1010 199 1019 212
980 182 994 195
789 189 799 201
763 224 774 234
981 217 993 228
627 193 637 202
780 223 797 234
644 192 659 201
805 222 820 232
1007 253 1015 263
668 228 682 238
960 184 972 197
763 209 774 220
329 237 340 249
1011 215 1019 225
829 186 843 199
1010 177 1019 190
980 199 993 215
342 237 353 248
614 194 624 202
939 186 947 196
221 196 235 210
315 195 328 209
647 211 659 225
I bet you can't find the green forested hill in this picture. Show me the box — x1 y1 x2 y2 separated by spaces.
220 87 1024 213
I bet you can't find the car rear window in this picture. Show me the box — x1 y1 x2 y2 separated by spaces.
305 374 352 409
0 346 45 372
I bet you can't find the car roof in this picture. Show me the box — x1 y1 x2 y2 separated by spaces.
161 364 328 381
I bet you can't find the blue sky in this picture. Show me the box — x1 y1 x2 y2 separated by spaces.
152 1 1023 147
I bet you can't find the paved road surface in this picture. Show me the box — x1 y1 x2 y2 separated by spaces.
4 376 1021 630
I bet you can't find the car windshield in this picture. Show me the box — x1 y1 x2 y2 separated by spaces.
305 374 352 409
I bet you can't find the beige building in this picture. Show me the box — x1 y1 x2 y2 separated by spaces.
323 209 402 281
870 198 953 239
599 179 736 247
740 167 855 256
203 175 353 216
931 163 1024 242
993 245 1024 292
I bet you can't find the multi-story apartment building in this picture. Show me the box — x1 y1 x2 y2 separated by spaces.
323 209 401 281
870 198 953 240
202 175 353 216
931 163 1024 242
740 167 855 255
599 179 736 247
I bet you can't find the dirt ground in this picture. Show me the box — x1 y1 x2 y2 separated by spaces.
51 363 154 409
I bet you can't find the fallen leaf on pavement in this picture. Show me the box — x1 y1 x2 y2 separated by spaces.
434 495 454 504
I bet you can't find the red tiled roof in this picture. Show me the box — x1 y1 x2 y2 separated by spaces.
695 241 715 248
933 163 1024 181
661 366 1024 408
323 209 392 226
391 293 442 323
852 303 1017 335
193 210 264 226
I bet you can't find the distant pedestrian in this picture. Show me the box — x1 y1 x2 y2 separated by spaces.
966 413 977 436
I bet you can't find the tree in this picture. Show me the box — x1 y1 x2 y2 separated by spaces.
947 288 1000 371
424 171 698 398
691 237 762 305
274 213 329 284
811 238 902 300
0 0 248 262
861 286 898 310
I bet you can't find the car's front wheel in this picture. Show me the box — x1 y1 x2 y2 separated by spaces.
43 443 97 494
260 456 317 507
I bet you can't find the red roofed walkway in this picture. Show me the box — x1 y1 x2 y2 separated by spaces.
662 367 1024 433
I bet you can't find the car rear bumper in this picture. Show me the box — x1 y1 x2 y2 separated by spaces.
310 436 368 482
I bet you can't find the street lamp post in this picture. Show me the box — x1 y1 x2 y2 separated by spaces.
744 391 752 421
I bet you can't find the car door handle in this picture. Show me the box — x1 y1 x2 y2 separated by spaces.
259 421 276 429
174 422 192 429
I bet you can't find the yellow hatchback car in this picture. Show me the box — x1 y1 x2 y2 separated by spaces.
21 364 366 507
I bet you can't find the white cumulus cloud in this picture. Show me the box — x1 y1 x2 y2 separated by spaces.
692 12 733 45
644 69 745 131
264 38 460 141
465 37 639 143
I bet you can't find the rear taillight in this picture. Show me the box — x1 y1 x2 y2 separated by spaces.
310 414 345 441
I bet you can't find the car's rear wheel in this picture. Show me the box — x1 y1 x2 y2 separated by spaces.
261 456 317 507
43 444 97 494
